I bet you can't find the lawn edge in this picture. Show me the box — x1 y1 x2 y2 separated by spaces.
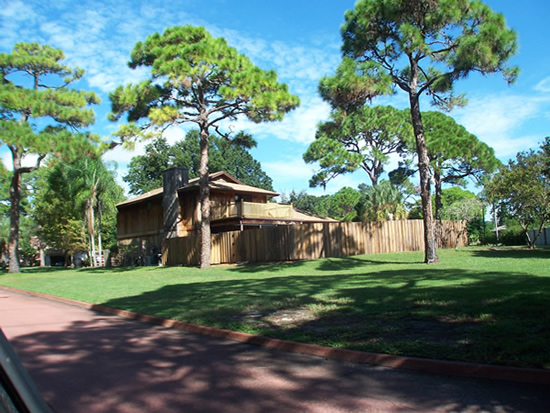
3 285 549 386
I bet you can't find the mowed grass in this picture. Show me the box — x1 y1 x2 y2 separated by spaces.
1 247 549 369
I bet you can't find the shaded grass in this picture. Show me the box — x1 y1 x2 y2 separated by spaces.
1 247 549 368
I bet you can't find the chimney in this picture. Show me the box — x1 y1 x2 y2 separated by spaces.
163 167 189 239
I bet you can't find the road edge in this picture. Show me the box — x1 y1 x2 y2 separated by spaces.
2 285 548 386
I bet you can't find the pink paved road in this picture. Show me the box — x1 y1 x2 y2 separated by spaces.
0 287 548 413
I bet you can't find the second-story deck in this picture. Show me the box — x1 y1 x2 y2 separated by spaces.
211 201 293 221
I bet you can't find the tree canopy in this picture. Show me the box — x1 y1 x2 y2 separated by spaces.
486 140 550 248
109 25 299 268
124 130 273 195
0 42 100 273
33 162 87 265
304 105 411 188
410 111 500 219
282 190 330 218
34 158 124 265
321 187 361 222
336 0 518 263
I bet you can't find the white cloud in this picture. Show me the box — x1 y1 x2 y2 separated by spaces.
535 76 550 92
489 135 544 159
102 143 143 168
262 155 315 194
263 153 370 197
452 93 550 158
0 0 35 21
7 1 173 95
162 125 190 145
218 29 340 83
0 151 40 171
309 172 367 196
0 150 11 170
0 0 40 47
227 96 330 145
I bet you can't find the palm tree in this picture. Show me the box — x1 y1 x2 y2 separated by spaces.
358 180 408 222
69 158 122 266
95 165 123 258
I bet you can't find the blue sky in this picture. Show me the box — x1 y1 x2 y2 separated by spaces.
1 0 549 198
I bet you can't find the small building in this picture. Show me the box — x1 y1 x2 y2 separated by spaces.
116 168 334 263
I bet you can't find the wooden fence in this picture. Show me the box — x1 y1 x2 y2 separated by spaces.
162 220 467 266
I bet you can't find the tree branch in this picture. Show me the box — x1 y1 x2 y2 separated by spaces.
15 154 47 175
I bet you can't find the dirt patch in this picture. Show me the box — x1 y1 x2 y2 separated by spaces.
230 306 322 330
264 307 319 328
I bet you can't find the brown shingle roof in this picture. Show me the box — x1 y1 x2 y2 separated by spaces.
116 171 278 208
116 187 163 208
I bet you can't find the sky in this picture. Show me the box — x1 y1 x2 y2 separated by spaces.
1 0 550 199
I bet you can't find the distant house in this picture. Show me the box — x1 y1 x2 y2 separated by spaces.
116 167 334 262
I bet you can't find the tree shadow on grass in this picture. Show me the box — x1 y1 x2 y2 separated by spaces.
471 247 550 260
100 266 550 369
315 255 424 271
226 259 308 274
12 267 71 275
229 254 424 275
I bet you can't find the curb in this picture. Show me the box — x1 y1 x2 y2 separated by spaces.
2 286 549 386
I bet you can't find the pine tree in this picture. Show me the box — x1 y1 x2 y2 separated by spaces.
0 43 100 273
110 26 298 268
332 0 518 263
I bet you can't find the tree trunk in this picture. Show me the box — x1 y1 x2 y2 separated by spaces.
97 199 103 266
87 198 96 267
364 165 379 187
8 150 22 273
433 172 443 248
434 172 443 221
409 93 439 264
199 122 211 269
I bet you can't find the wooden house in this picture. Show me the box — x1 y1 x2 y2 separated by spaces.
116 167 334 262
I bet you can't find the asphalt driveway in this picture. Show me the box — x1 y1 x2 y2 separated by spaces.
0 287 548 412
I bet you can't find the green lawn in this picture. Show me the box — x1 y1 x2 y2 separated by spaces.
1 247 549 369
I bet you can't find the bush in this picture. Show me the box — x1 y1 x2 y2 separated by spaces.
466 217 485 245
499 224 526 246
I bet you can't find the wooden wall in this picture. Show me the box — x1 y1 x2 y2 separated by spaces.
162 220 468 266
117 197 164 242
117 189 273 243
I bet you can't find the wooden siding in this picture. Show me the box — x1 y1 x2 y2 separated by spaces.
118 191 283 242
162 220 467 266
117 197 163 241
178 193 198 235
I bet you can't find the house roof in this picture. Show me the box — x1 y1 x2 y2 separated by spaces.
116 187 163 208
290 208 338 223
116 171 278 208
180 172 279 197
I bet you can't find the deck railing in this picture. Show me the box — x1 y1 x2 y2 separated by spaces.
210 201 293 221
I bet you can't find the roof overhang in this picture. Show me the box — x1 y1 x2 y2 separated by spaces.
116 171 280 209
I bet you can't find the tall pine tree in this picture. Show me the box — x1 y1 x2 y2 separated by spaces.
0 43 99 273
331 0 518 263
110 26 298 268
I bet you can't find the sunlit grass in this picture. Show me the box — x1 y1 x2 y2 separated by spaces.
1 247 549 368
